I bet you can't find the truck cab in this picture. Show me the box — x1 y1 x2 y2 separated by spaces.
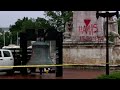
0 49 14 74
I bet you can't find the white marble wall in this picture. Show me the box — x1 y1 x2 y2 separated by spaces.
63 44 120 65
72 11 105 43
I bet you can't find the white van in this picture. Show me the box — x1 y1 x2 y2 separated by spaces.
0 49 14 74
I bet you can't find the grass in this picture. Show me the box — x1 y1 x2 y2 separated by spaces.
97 71 120 79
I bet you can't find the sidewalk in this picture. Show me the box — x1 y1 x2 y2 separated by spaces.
0 68 105 79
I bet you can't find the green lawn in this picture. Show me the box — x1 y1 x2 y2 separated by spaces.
97 71 120 79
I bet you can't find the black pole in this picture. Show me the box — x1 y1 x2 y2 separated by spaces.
56 32 63 77
106 12 109 75
96 11 119 75
20 32 28 75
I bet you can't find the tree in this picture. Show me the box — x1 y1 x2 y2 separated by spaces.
9 16 53 44
35 17 52 30
5 32 11 46
0 34 3 48
21 18 36 31
0 28 11 48
44 11 73 32
10 17 29 33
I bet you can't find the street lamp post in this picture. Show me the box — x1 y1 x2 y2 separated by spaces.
3 31 5 46
96 11 119 75
17 32 18 45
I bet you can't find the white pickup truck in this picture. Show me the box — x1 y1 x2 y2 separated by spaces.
0 49 14 74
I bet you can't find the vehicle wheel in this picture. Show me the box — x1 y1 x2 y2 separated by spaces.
27 68 31 74
30 68 36 73
20 68 28 75
39 68 43 75
6 69 14 75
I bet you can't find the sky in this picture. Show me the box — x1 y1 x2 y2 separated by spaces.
0 11 45 27
0 11 119 28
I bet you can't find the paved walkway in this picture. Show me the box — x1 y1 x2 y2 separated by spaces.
0 68 105 79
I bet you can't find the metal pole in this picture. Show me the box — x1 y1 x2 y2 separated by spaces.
50 41 52 55
56 32 63 77
11 33 12 44
3 31 5 46
106 12 109 75
96 11 119 75
17 32 18 45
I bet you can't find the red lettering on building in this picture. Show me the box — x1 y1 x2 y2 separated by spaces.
78 24 98 35
79 36 104 42
84 19 91 26
78 19 102 42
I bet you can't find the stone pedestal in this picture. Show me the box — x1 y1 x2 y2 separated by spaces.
63 41 115 65
62 11 120 66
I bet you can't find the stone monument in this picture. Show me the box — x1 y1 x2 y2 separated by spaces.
63 11 119 65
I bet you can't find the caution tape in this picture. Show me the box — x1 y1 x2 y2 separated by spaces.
0 64 80 68
0 63 118 68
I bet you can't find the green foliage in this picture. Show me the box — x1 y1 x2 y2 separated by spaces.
35 17 51 30
8 11 73 45
0 31 10 48
10 17 29 33
9 17 52 44
97 71 120 79
44 11 73 32
5 32 11 46
0 34 3 48
21 18 36 30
